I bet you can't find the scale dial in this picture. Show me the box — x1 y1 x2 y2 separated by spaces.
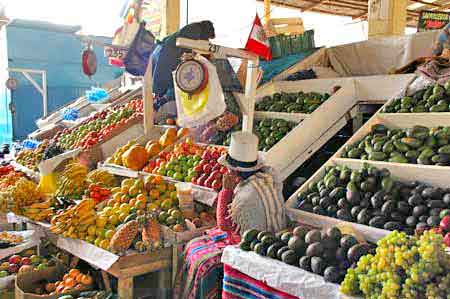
175 59 208 94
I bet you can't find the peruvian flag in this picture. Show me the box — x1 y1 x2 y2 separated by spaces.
245 14 272 61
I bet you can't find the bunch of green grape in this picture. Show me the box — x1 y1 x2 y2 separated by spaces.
340 230 450 299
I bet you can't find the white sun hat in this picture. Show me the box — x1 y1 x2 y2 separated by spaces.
218 131 265 172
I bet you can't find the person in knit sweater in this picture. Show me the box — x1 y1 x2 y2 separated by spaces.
176 132 287 298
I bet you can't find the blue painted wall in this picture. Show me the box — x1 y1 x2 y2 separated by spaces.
5 19 123 140
0 27 12 145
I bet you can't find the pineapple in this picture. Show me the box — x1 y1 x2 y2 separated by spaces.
109 220 139 254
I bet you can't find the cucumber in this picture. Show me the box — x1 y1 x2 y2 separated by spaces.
347 148 362 159
419 147 435 159
411 105 427 113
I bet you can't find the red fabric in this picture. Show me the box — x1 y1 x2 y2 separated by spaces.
216 188 236 232
222 264 300 299
245 14 272 61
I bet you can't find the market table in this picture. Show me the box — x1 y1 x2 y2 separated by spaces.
221 246 343 299
7 215 174 299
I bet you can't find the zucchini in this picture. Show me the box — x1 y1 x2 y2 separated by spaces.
393 140 410 152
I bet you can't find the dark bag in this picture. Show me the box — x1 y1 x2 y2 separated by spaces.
123 23 156 76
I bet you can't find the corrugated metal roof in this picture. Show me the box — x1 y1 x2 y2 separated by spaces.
8 19 82 33
259 0 450 27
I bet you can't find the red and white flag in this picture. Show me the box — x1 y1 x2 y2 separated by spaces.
245 14 272 61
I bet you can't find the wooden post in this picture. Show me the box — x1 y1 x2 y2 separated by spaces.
264 0 271 24
143 59 154 137
161 0 180 37
118 277 133 299
368 0 407 38
242 58 259 133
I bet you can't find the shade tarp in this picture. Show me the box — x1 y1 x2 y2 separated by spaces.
326 30 440 77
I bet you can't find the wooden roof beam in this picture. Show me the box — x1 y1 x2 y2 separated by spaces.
302 0 330 12
409 0 442 8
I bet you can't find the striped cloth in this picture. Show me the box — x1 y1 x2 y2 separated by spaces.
222 264 300 299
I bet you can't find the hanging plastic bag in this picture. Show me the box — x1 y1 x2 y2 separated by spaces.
174 55 226 128
123 22 156 76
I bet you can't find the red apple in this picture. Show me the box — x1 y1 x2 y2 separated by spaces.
212 164 221 172
444 233 450 247
220 167 229 175
191 177 198 185
8 255 21 265
440 216 450 233
431 227 443 235
193 165 203 173
210 170 221 180
201 151 211 161
204 177 214 188
8 264 19 273
20 257 31 266
211 179 222 191
211 151 220 160
203 164 212 174
197 174 209 186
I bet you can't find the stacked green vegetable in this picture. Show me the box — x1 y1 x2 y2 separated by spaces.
341 124 450 166
221 119 297 151
256 91 330 114
296 164 450 234
240 226 373 283
341 230 450 299
382 82 450 113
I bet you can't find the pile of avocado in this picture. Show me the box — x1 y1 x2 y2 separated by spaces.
341 124 450 166
382 82 450 113
255 91 330 114
297 164 450 234
254 119 297 151
240 226 373 283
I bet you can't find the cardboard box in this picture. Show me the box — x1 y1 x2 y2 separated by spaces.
15 263 90 299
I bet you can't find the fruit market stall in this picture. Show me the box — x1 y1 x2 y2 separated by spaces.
0 231 40 260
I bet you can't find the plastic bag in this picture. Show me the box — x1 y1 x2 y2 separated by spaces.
86 87 109 103
61 108 79 121
174 55 226 128
123 22 156 76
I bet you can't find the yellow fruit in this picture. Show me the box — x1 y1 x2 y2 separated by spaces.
136 210 145 216
96 227 105 238
161 199 172 211
111 187 121 194
153 199 162 207
136 193 147 204
157 184 167 193
129 199 137 207
170 191 177 200
128 186 140 197
121 186 130 194
87 226 96 236
120 203 131 214
96 217 107 228
149 189 160 200
94 238 102 247
118 213 128 222
109 215 119 226
134 179 144 190
167 184 176 192
102 207 112 217
105 230 115 239
121 179 134 189
99 239 110 250
113 192 123 202
120 194 129 203
135 199 146 210
147 203 158 211
85 235 95 243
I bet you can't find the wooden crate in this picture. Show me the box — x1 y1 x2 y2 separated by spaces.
285 79 450 242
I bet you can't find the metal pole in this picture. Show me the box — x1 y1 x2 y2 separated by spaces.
42 71 48 117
